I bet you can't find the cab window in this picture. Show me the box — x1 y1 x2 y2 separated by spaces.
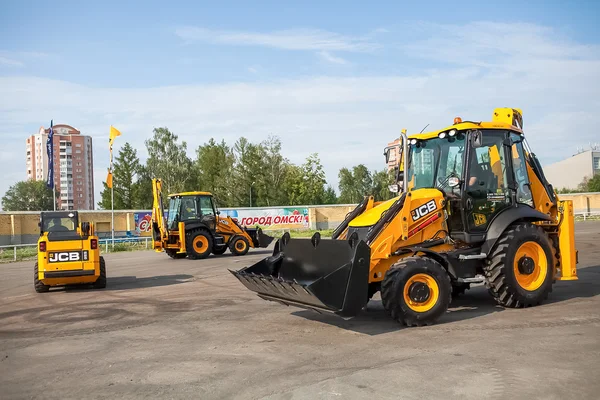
199 196 215 216
510 133 533 205
180 198 198 221
465 130 511 232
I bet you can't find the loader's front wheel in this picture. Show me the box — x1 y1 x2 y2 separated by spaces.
483 223 554 308
186 230 213 259
381 256 451 327
34 262 50 293
229 236 250 256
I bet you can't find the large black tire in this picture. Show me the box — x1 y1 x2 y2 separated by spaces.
483 223 554 308
93 257 107 289
380 256 452 327
34 262 50 293
186 229 213 259
229 236 250 256
166 249 187 259
212 245 228 255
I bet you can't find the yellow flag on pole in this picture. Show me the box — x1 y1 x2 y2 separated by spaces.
109 125 121 147
106 169 113 188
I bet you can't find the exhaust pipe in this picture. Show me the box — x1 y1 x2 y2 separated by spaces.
229 232 370 318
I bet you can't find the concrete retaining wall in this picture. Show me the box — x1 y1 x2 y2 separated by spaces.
1 193 598 246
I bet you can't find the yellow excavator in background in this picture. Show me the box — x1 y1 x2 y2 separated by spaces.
231 108 578 327
151 179 274 259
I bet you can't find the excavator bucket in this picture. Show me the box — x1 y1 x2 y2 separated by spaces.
229 232 370 318
246 227 275 248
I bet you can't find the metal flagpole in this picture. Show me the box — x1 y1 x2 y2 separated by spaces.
47 119 56 210
111 183 114 246
107 125 121 247
110 140 114 246
51 120 56 210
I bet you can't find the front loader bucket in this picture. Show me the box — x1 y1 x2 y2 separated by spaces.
229 233 370 318
247 227 275 248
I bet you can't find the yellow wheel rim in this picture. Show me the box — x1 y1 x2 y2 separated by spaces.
235 239 247 252
192 235 208 253
403 273 439 312
513 241 547 291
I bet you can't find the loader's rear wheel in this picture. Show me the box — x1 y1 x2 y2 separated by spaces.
166 250 186 259
229 236 250 256
212 245 228 255
93 257 107 289
483 223 554 308
186 230 213 259
381 256 451 327
34 262 50 293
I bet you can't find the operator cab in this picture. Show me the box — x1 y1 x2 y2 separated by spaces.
40 211 82 241
389 110 548 245
167 192 218 231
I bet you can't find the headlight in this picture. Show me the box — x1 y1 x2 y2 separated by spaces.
438 132 446 139
448 129 457 137
409 139 417 145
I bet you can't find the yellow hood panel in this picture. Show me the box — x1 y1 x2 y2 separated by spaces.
348 197 399 228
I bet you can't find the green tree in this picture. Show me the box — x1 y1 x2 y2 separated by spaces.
338 164 372 203
280 164 304 206
297 153 327 205
98 142 141 210
2 180 55 211
131 165 154 209
323 185 338 204
259 135 289 206
231 137 267 207
194 138 235 206
371 169 394 201
585 174 600 192
145 127 194 195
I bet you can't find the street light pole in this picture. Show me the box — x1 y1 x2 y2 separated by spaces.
250 181 255 207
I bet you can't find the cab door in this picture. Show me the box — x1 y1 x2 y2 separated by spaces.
463 130 513 233
198 195 217 231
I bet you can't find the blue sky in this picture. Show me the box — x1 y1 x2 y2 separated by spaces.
1 0 599 208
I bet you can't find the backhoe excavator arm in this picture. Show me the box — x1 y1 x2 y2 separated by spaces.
151 178 168 251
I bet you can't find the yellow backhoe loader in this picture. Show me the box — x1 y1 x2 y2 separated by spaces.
231 108 578 326
151 179 274 259
35 211 106 292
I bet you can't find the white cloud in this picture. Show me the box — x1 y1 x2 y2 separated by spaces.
317 51 347 65
1 21 599 207
175 27 379 52
0 51 51 68
0 56 23 67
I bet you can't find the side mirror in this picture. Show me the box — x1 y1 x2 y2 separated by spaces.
383 148 390 164
472 130 483 148
216 210 220 215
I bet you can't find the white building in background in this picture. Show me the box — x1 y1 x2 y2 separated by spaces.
543 149 600 190
26 124 95 210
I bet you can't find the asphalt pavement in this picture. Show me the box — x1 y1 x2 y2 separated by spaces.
1 223 599 399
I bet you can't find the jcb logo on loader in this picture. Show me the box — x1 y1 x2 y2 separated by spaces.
48 251 88 263
411 200 437 221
